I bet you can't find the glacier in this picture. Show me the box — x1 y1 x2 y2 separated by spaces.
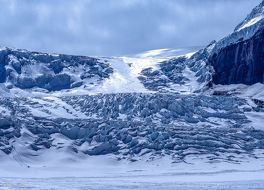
1 0 264 189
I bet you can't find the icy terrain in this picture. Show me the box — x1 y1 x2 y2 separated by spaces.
1 1 264 189
1 46 264 188
1 178 264 190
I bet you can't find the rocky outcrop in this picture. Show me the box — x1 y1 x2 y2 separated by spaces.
210 27 264 85
207 0 264 85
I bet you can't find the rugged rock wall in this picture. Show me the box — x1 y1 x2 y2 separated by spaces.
210 28 264 85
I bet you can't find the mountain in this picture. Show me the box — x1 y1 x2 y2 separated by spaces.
209 1 264 85
1 1 264 178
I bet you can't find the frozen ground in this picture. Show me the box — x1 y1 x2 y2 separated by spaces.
0 178 264 190
1 161 264 189
1 152 264 189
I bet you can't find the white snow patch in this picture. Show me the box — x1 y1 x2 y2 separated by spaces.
184 52 196 59
182 66 201 93
138 48 169 58
51 133 73 148
94 58 150 94
242 83 264 101
118 113 127 120
137 48 199 59
0 106 11 117
122 56 164 76
167 66 201 94
24 97 89 119
237 15 264 31
0 84 10 97
1 151 264 182
210 83 264 130
246 112 264 130
211 83 264 101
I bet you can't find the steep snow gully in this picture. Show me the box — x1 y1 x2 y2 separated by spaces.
1 0 264 184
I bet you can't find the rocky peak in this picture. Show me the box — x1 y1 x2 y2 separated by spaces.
208 0 264 85
235 0 264 32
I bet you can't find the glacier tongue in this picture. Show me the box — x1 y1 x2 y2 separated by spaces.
1 92 264 162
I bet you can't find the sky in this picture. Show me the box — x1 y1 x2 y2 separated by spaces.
0 0 262 56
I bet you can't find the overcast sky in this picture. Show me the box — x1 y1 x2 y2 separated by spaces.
0 0 261 56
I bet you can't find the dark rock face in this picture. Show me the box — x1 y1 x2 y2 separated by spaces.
0 49 8 83
210 27 264 85
48 74 71 91
0 118 13 129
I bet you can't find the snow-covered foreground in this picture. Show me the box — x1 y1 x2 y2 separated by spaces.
0 178 264 190
1 152 264 188
1 156 264 189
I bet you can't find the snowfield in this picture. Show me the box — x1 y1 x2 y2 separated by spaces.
1 179 264 190
1 151 264 189
1 178 264 190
